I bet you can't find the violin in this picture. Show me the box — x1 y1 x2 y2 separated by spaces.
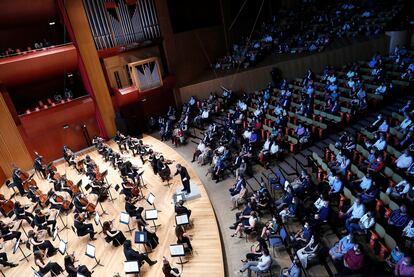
0 194 14 216
78 195 96 213
18 171 37 192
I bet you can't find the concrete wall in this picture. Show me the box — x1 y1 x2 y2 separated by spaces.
177 35 390 103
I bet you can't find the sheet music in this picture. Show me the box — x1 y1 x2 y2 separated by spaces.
85 244 95 258
147 193 155 205
124 261 140 273
145 209 158 220
169 244 185 257
176 214 189 225
94 213 100 226
120 212 130 224
58 240 67 255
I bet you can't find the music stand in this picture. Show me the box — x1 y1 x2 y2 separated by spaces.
124 261 140 276
94 212 104 234
175 214 189 226
120 212 136 233
56 208 69 232
14 238 31 262
146 192 161 212
144 209 160 231
85 243 104 269
102 170 117 203
58 240 68 255
173 192 186 204
170 244 187 271
138 171 146 188
53 226 61 241
134 231 151 254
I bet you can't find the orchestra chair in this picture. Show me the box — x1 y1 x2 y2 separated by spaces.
5 180 17 198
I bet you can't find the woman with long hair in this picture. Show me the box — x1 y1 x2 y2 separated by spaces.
102 220 126 247
34 250 64 276
175 225 193 251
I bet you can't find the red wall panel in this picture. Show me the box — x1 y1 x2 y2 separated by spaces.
19 96 99 162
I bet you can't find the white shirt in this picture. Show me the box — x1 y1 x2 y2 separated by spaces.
360 176 373 191
396 154 413 169
373 138 386 151
243 130 252 139
314 197 324 210
257 254 272 271
400 118 412 130
347 202 365 219
395 180 411 194
202 110 209 119
359 213 375 229
270 143 279 154
263 140 271 151
197 142 206 152
327 75 337 83
403 220 414 238
377 121 389 133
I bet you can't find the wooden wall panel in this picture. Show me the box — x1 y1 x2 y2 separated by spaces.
0 92 32 178
19 97 99 162
64 0 116 137
0 166 6 186
178 35 390 102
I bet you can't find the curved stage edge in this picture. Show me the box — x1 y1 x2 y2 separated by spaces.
1 135 225 277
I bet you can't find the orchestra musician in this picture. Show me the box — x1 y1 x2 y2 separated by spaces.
0 250 18 268
27 229 58 256
137 139 149 164
125 196 146 226
63 145 76 167
119 160 139 184
102 220 127 247
157 155 172 182
73 213 97 240
33 208 57 237
12 167 26 196
13 201 34 226
48 191 73 212
73 193 96 217
121 176 140 200
127 136 139 156
123 239 157 267
149 153 159 175
33 152 47 179
88 180 109 202
0 194 14 217
64 253 92 277
33 249 64 276
0 220 21 243
174 200 192 219
114 131 128 153
53 175 74 197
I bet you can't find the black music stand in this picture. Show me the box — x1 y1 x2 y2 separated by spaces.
120 212 136 234
170 244 187 272
134 231 151 254
56 208 69 232
13 238 31 262
137 171 146 189
146 192 161 212
102 170 117 203
85 243 104 269
144 209 160 232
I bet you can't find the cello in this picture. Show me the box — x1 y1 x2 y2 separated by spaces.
18 171 37 192
78 195 96 214
0 194 14 217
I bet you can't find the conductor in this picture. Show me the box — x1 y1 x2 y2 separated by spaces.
174 164 191 194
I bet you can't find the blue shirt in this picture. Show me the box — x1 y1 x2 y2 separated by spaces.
287 262 301 277
330 178 343 193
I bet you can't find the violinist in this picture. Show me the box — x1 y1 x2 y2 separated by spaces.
125 196 146 226
88 180 109 202
127 136 139 156
137 139 149 164
149 153 159 175
120 160 139 184
33 249 64 276
0 220 21 243
27 230 58 256
64 252 92 277
33 208 56 237
34 152 47 179
102 220 127 247
12 167 26 196
111 152 122 169
73 213 97 240
13 201 34 226
157 155 171 182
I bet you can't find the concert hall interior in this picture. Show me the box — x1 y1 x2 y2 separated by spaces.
1 0 414 277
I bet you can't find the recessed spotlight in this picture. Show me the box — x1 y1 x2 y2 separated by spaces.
49 22 56 26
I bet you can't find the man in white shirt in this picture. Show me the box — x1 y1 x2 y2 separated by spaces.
240 248 272 276
342 197 365 228
350 173 373 192
386 179 411 199
372 134 387 151
346 211 375 233
395 150 413 169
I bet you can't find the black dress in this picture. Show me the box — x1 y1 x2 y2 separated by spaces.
105 230 126 247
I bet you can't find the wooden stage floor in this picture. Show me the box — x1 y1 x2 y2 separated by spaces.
1 135 224 277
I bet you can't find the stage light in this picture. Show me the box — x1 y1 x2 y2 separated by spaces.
49 22 56 26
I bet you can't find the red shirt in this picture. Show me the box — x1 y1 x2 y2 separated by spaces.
344 249 364 270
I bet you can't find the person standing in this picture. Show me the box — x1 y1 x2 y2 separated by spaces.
174 164 191 194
